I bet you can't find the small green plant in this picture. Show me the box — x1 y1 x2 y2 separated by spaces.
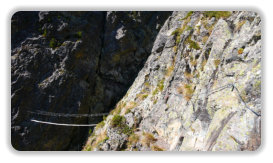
203 11 231 19
152 78 165 96
171 28 183 46
188 39 201 50
171 28 183 36
142 94 148 99
152 88 159 96
172 12 193 52
111 115 125 128
76 31 82 39
49 38 57 49
88 129 93 135
42 29 47 37
122 125 133 136
110 115 133 135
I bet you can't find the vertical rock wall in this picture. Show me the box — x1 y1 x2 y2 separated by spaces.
84 11 261 151
11 11 171 150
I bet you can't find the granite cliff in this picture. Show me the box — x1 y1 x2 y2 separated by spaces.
11 11 261 151
83 11 261 151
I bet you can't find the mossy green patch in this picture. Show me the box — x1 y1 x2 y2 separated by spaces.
152 78 165 96
185 36 201 50
42 29 47 37
181 11 193 20
96 121 105 129
186 26 193 31
76 31 82 39
172 14 192 49
203 11 232 19
136 93 149 101
49 38 58 49
110 115 133 135
158 79 165 91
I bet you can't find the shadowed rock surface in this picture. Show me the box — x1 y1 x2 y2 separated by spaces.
84 11 261 151
11 11 171 150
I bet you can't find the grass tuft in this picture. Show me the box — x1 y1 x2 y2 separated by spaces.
110 115 133 135
142 132 157 147
96 121 105 129
127 134 140 147
177 83 195 101
213 59 221 68
151 145 164 151
235 20 246 32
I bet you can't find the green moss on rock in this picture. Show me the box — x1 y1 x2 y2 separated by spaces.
203 11 232 19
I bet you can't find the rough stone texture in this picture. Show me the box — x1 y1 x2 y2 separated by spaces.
11 11 171 150
84 11 261 151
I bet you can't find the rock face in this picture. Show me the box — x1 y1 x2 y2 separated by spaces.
11 11 171 150
83 11 261 151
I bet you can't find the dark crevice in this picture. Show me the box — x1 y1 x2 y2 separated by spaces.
96 12 107 75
